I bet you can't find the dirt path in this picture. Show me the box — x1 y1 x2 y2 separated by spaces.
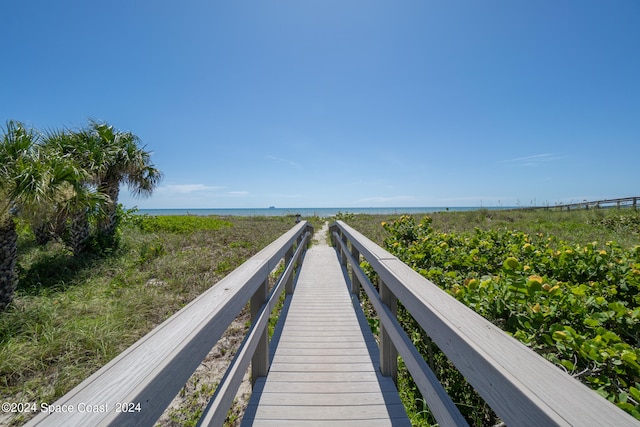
313 220 329 245
156 309 251 426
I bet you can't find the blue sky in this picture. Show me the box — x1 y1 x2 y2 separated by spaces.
2 1 639 209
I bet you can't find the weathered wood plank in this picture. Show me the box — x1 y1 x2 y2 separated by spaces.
268 363 376 372
279 325 362 331
257 380 398 394
273 341 375 349
249 391 403 406
274 346 370 361
277 335 374 344
239 420 410 427
262 371 383 383
271 355 374 364
245 404 409 421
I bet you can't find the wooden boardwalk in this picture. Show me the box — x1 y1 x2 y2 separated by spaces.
242 227 411 426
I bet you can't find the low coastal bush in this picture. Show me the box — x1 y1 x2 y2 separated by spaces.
375 214 640 424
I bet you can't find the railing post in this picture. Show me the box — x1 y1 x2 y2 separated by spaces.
251 278 269 386
350 245 361 296
330 224 339 248
379 279 398 384
340 232 348 266
284 245 294 295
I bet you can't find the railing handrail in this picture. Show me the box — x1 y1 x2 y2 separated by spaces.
330 220 639 427
515 196 639 211
331 226 468 426
26 221 313 427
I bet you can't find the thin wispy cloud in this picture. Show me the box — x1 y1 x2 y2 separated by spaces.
266 155 302 169
354 195 419 204
500 153 560 167
264 193 301 200
158 184 223 194
439 196 509 203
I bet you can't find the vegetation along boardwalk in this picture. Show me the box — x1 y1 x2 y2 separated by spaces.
24 218 639 426
242 224 410 426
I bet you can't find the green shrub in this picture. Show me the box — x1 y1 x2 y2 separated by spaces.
380 215 640 424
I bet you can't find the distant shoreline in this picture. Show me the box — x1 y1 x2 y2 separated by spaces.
133 206 511 217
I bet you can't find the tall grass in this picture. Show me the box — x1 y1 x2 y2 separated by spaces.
0 215 300 426
342 207 640 248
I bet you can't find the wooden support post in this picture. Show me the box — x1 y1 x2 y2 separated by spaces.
341 232 348 266
634 198 638 210
350 245 361 296
251 279 269 386
332 229 338 250
284 246 294 295
379 280 398 384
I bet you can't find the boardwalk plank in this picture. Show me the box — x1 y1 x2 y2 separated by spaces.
245 404 409 420
246 392 405 407
268 362 376 372
262 371 382 383
239 420 411 427
272 355 374 364
257 380 398 394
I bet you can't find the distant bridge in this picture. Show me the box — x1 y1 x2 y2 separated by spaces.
26 221 639 426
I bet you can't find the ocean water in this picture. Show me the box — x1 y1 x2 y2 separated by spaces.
134 207 493 217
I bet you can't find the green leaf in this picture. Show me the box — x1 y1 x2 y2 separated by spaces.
621 352 640 370
559 359 575 371
584 317 600 327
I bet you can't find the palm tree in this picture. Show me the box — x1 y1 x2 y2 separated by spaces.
0 121 41 309
88 121 162 241
41 127 107 254
0 121 88 309
40 121 161 253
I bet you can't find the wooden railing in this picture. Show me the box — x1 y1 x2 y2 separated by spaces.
518 196 639 211
25 221 313 427
330 220 639 427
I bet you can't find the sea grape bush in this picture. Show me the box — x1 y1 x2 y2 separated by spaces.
381 215 640 421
